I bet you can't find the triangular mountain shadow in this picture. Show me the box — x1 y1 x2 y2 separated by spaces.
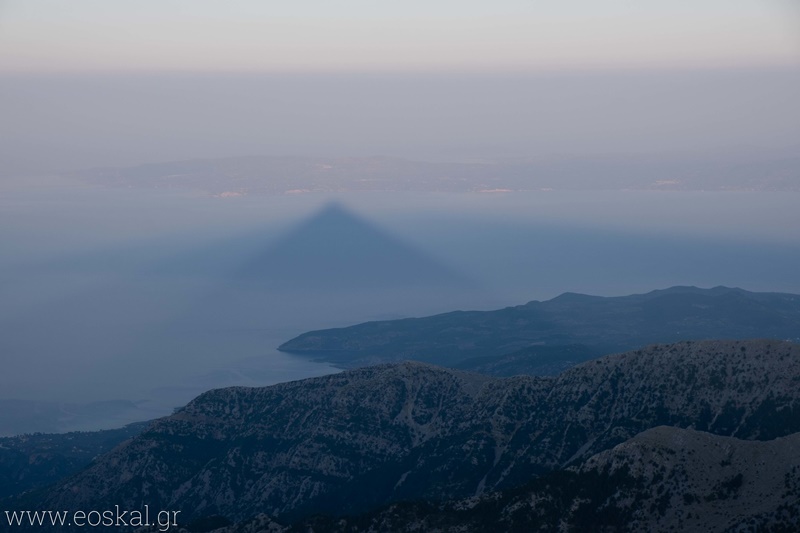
236 203 471 291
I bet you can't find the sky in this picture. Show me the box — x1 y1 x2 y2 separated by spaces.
0 2 798 173
0 0 800 72
0 1 798 73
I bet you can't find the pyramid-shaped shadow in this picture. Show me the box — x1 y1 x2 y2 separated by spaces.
236 203 470 291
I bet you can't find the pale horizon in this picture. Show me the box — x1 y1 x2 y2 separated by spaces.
1 1 798 74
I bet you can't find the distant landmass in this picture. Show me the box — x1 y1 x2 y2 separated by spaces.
0 399 157 437
453 343 603 376
65 152 800 194
279 286 800 372
12 340 799 531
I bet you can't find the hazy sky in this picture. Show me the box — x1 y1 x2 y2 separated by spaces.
1 0 798 73
0 1 799 174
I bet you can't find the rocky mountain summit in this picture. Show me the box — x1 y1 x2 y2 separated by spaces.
23 339 800 530
570 426 800 531
285 426 800 533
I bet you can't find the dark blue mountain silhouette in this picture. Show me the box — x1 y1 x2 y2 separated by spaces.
237 203 469 290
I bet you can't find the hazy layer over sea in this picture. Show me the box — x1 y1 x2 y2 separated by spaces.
1 178 798 432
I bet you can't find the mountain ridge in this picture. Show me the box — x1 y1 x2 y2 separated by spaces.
21 339 800 527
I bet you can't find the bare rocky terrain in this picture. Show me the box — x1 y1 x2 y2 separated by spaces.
13 339 799 531
281 427 800 533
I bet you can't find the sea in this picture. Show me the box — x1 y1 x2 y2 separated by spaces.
1 178 798 433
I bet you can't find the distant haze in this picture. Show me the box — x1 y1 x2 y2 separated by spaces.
1 69 799 177
2 1 797 176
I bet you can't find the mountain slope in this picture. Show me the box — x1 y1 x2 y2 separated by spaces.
453 343 601 376
26 340 800 525
0 422 148 501
291 426 800 533
279 286 800 368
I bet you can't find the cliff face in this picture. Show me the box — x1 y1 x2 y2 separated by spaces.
32 340 800 525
